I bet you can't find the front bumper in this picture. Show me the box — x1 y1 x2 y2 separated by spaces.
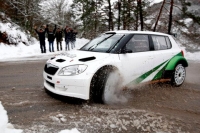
43 71 93 100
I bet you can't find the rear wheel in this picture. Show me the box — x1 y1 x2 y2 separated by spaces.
171 64 186 86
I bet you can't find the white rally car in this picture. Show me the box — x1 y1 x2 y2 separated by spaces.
43 31 188 103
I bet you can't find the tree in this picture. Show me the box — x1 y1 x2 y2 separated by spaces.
114 0 149 31
39 0 71 27
0 0 42 32
180 0 200 25
116 0 122 30
168 0 174 34
72 0 110 38
138 0 144 31
153 0 166 32
107 0 113 30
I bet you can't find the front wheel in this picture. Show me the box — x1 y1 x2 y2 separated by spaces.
102 71 123 104
90 67 124 104
171 64 186 87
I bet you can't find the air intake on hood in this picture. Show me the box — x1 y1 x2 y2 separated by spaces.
56 59 66 62
51 57 55 60
79 56 96 62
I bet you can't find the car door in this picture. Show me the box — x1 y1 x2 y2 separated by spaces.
150 35 178 80
118 34 155 87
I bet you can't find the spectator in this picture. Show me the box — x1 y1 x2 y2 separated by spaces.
47 24 57 52
55 27 63 51
63 26 70 51
34 25 47 53
70 28 78 49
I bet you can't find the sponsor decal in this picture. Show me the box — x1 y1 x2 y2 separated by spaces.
128 52 186 85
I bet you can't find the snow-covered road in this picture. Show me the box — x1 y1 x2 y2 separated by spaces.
0 60 200 133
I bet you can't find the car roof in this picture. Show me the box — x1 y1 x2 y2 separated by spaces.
105 30 170 36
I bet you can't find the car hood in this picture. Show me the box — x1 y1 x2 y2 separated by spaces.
46 50 110 67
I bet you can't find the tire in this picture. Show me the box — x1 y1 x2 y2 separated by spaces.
102 70 124 104
171 64 186 87
90 67 111 103
90 67 122 104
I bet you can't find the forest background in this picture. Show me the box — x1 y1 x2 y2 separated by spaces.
0 0 200 50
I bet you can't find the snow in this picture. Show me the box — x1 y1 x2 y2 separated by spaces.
0 13 200 133
0 100 81 133
59 128 80 133
0 38 199 133
149 0 164 6
0 22 31 45
0 101 23 133
0 36 199 63
153 0 163 4
179 18 193 28
0 22 87 133
0 38 89 62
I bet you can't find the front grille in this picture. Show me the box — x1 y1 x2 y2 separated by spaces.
44 63 59 75
46 80 55 88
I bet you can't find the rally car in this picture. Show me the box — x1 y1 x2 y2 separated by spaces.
43 31 188 103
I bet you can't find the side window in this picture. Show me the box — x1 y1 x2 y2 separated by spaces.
165 37 172 48
152 35 171 50
126 35 149 52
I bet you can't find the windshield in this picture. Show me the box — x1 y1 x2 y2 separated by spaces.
80 33 125 52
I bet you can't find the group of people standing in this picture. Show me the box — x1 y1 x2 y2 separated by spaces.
34 25 77 53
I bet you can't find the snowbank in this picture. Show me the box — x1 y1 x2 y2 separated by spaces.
0 22 33 45
0 101 23 133
0 37 199 62
0 102 81 133
0 38 89 61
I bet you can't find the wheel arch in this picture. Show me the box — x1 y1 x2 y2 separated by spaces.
90 65 119 89
165 56 188 71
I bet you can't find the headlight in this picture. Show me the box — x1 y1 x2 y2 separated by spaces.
58 65 87 76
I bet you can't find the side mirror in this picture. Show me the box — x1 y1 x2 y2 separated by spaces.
170 33 177 38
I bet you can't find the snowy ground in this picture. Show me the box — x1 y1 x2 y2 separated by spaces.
0 38 89 62
0 1 199 132
0 20 200 132
0 39 89 133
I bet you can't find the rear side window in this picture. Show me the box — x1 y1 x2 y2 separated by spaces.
126 35 150 52
152 35 172 50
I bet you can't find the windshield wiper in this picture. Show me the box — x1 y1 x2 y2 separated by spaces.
106 35 125 53
88 34 114 51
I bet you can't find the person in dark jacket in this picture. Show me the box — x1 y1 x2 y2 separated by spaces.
69 28 77 49
55 27 63 51
34 25 47 53
47 24 57 52
63 26 70 51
